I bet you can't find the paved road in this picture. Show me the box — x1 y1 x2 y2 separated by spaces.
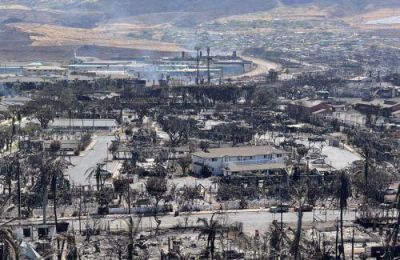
21 209 356 235
232 55 280 79
66 135 114 186
124 209 357 234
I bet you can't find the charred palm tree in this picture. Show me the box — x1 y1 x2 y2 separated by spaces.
361 145 371 198
0 155 22 219
49 160 65 230
290 184 307 260
0 228 19 260
9 116 16 153
293 146 308 181
146 176 168 235
334 171 351 260
14 155 21 219
85 163 105 191
197 214 223 260
35 157 66 226
125 216 142 260
384 183 400 258
0 158 13 196
57 232 79 260
0 198 19 260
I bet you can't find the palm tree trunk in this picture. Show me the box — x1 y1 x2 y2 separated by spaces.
127 185 131 214
389 186 400 257
96 166 101 191
43 188 48 225
364 151 369 196
210 235 215 260
17 158 21 218
52 175 58 229
292 206 303 260
127 243 133 260
7 180 11 196
154 198 162 235
9 118 15 153
340 206 346 260
335 223 339 259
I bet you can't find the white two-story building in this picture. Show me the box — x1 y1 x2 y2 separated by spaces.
192 145 287 176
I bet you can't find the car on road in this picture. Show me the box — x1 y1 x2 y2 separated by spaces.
308 136 325 142
294 204 314 212
384 183 399 205
269 204 290 213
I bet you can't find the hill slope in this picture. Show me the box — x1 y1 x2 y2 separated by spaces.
4 0 400 16
0 0 399 62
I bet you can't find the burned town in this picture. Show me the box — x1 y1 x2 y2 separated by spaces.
0 0 400 259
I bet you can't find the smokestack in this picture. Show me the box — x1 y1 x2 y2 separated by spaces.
181 51 185 59
232 50 237 58
200 51 203 58
195 47 200 85
207 47 211 85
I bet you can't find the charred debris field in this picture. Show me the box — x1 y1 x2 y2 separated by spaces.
0 0 400 259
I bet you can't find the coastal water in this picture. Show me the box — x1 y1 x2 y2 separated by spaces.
367 16 400 25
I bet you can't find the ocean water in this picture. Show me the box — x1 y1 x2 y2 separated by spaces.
366 16 400 25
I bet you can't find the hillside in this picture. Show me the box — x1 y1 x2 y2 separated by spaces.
2 0 400 27
0 0 399 62
4 0 400 18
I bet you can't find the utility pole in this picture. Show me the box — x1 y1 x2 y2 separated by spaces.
79 188 82 234
351 229 355 260
280 186 283 232
17 154 21 218
335 221 339 259
127 184 131 214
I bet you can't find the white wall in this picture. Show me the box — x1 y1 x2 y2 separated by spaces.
192 153 284 176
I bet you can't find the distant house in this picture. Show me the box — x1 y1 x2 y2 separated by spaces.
163 146 190 160
43 140 80 154
11 222 68 242
354 100 400 117
0 96 32 112
288 100 331 114
23 65 66 76
192 145 286 176
49 118 118 131
198 122 252 144
287 100 331 121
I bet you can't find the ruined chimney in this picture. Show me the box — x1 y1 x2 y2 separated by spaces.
195 47 200 85
207 47 211 85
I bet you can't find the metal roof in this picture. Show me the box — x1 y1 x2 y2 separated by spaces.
50 119 118 128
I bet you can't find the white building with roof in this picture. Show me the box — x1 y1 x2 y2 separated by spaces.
49 118 118 131
192 145 287 176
